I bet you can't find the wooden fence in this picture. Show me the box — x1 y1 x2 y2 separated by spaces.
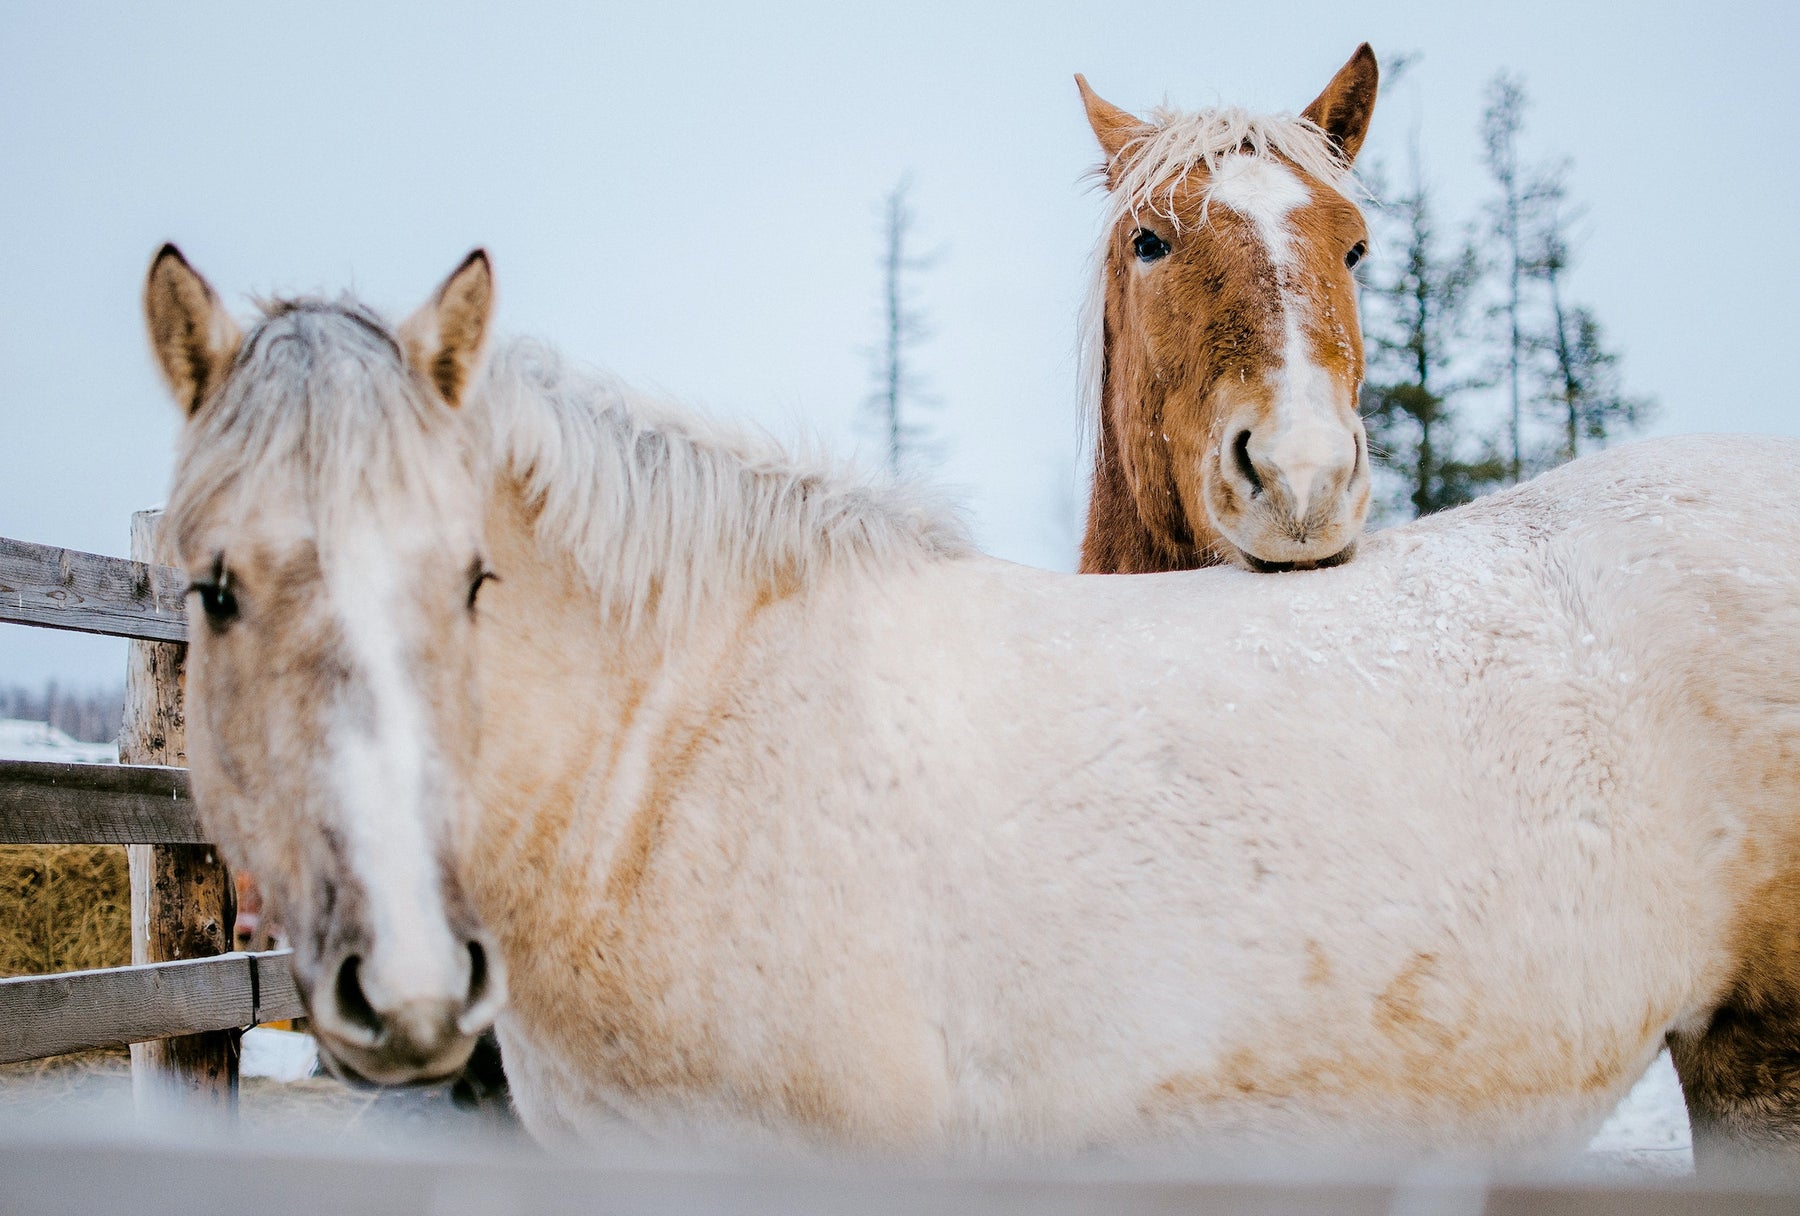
0 516 303 1110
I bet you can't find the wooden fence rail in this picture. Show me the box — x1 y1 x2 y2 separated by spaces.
0 759 200 844
0 516 276 1109
0 951 303 1065
0 536 188 641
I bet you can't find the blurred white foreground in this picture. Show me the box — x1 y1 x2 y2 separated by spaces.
228 1029 1701 1174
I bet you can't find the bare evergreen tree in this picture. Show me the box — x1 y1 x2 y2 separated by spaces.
866 178 937 473
1480 73 1532 484
1361 153 1505 517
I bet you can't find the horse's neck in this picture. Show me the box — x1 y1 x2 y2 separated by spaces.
464 478 755 917
1079 371 1217 574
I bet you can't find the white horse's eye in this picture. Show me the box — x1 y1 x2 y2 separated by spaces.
467 559 499 613
187 555 239 628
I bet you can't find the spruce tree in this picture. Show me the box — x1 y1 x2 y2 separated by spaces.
1360 158 1505 516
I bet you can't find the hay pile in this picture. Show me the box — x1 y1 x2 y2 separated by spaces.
0 844 132 1075
0 844 131 978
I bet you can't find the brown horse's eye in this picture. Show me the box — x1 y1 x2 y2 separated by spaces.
1346 240 1367 269
1132 229 1171 262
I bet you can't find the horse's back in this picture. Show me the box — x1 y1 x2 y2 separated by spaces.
554 433 1800 1155
897 435 1800 1149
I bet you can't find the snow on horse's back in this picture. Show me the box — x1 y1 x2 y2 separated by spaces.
144 244 1800 1173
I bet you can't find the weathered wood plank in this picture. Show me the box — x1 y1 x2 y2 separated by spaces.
0 759 201 843
0 950 303 1065
0 535 188 642
123 507 242 1111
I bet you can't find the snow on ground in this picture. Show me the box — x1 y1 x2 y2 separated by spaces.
1584 1049 1692 1175
0 718 117 764
240 1029 318 1083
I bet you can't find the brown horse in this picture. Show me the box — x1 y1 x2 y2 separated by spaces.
1076 46 1379 574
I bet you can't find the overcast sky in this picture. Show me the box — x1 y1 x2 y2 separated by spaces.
3 0 1795 688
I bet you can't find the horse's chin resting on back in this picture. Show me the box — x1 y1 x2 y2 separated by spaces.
145 243 1800 1170
1077 46 1380 575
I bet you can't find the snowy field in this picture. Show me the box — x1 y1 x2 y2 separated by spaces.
0 718 116 764
1584 1049 1692 1175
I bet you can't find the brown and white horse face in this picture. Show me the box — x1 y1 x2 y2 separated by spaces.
1082 45 1379 571
1105 159 1371 569
145 247 506 1085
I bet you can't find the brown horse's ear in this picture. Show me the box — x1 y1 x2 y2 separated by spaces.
400 249 494 408
144 244 242 416
1076 74 1148 178
1301 44 1379 164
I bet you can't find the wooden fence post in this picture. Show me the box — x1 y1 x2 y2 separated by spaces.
125 509 239 1113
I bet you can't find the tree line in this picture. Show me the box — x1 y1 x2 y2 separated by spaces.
1358 69 1653 519
0 682 124 744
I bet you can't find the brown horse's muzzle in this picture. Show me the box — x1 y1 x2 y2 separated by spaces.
1207 408 1370 569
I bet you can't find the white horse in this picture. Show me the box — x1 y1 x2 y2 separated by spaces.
144 247 1800 1169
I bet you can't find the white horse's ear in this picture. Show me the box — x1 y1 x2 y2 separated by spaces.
1076 75 1148 180
400 249 494 408
144 244 242 416
1301 44 1379 165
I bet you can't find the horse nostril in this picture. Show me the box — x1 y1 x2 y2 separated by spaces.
466 939 492 1008
334 955 384 1039
1233 430 1263 496
457 935 507 1035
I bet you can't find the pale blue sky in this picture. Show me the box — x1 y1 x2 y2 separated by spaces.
3 1 1795 686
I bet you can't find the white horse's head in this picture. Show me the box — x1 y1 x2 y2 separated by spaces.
145 247 507 1085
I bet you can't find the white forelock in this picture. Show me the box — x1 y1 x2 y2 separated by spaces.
1106 106 1353 232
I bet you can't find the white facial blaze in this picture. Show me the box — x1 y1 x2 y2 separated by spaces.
1205 155 1311 262
1208 156 1355 522
327 526 463 1009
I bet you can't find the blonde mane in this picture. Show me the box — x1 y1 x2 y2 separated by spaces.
1077 106 1358 436
168 303 969 635
475 338 971 632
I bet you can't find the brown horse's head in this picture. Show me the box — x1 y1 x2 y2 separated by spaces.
1078 46 1378 573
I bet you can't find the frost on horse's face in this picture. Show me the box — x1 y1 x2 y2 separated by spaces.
1077 45 1379 575
144 245 506 1086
